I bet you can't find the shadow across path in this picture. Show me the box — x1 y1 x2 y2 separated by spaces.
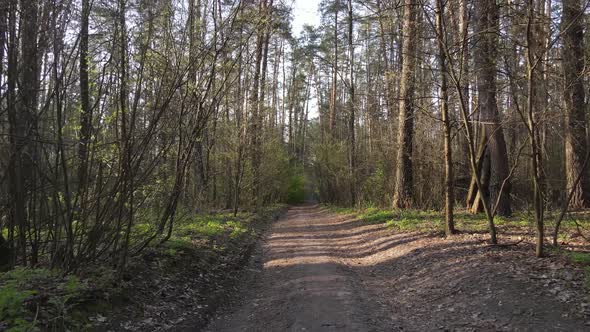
202 205 589 332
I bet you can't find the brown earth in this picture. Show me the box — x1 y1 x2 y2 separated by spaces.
204 205 590 332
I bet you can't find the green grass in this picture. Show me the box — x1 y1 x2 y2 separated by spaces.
569 251 590 265
562 251 590 289
357 207 395 224
323 205 356 215
325 204 566 233
0 204 288 331
0 267 88 331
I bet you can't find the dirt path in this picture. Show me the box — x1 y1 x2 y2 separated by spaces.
204 205 396 331
204 205 590 331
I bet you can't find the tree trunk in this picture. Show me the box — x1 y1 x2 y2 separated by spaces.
79 0 91 199
0 3 7 266
12 0 40 265
329 0 339 137
472 0 512 217
392 0 418 209
525 0 545 257
562 0 588 209
436 0 455 235
118 0 134 272
250 0 267 206
347 0 356 205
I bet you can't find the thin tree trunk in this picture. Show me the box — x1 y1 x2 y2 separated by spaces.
329 0 339 137
78 0 92 207
436 0 455 235
347 0 356 205
525 0 544 257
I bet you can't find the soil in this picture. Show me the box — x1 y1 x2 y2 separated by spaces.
204 205 590 331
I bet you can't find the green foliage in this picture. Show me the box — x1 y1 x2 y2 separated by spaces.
312 142 350 204
325 205 550 233
584 267 590 289
2 267 54 287
163 212 256 256
0 285 36 331
358 207 395 224
287 174 306 204
175 216 249 239
323 205 356 215
569 252 590 265
227 221 248 238
360 165 387 206
564 251 590 289
183 220 226 237
0 267 89 331
259 136 291 203
165 238 194 251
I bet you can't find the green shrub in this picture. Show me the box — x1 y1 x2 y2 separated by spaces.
287 174 305 204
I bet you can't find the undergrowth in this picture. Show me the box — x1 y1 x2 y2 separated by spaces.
325 204 590 235
326 204 590 288
0 204 287 331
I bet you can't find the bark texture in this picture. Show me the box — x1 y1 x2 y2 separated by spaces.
392 0 418 209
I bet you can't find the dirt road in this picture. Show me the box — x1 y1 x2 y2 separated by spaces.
205 205 589 331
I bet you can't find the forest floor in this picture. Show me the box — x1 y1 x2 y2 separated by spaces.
0 205 288 331
4 205 590 331
205 205 590 331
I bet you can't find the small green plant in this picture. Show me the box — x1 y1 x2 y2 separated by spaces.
0 285 36 331
227 221 248 238
563 251 590 289
2 267 54 287
164 248 178 256
165 238 193 251
569 251 590 265
0 267 54 331
358 208 394 224
49 275 85 328
584 267 590 289
324 205 356 215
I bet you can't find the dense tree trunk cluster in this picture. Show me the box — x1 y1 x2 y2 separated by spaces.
310 0 589 253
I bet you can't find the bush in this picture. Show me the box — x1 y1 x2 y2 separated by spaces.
287 174 305 204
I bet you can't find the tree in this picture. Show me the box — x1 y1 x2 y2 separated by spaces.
525 0 545 257
250 0 268 206
435 0 455 235
347 0 356 205
471 0 512 217
79 0 91 197
392 0 418 209
329 0 339 137
562 0 588 209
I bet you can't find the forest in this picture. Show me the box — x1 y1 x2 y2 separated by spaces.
1 0 590 330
